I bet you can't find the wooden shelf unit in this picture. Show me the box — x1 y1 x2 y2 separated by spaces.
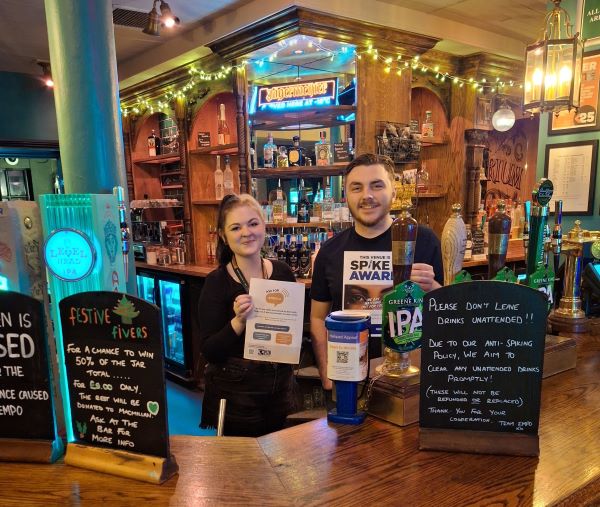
188 91 240 264
190 143 238 155
133 153 181 165
264 221 352 228
251 165 346 179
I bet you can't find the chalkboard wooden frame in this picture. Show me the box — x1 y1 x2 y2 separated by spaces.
59 291 178 482
0 291 63 463
418 281 547 457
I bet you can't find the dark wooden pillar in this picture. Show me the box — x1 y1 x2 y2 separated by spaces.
464 129 488 228
233 63 248 193
174 96 195 263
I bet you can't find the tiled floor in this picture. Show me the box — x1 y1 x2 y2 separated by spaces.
165 380 215 436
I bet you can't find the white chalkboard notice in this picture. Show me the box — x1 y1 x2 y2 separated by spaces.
419 281 547 455
0 291 56 442
59 291 170 459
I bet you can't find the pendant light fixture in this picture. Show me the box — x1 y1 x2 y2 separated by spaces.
142 0 180 36
523 0 584 114
492 99 516 132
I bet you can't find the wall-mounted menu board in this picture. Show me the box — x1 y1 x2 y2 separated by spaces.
419 282 547 454
59 291 169 458
0 291 55 441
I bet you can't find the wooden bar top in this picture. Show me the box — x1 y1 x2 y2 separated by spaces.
1 324 599 506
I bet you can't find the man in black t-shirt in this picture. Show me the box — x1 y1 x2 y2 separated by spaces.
310 153 443 390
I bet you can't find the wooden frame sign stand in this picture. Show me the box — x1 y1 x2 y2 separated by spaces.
0 292 64 463
418 281 547 456
59 292 178 483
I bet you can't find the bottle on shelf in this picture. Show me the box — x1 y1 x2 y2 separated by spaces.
348 137 355 161
288 135 304 166
250 141 256 170
277 145 289 167
217 103 231 145
223 155 234 196
422 110 434 138
312 182 323 220
299 234 311 278
288 235 299 276
214 155 224 200
416 162 429 192
277 235 287 263
315 131 331 166
487 200 512 279
321 178 335 221
272 180 287 225
297 179 311 223
464 225 473 261
263 132 276 168
391 202 418 286
148 129 161 156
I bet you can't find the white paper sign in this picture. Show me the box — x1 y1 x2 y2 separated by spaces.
342 251 393 335
244 278 305 364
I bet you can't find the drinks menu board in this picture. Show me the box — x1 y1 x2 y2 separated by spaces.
59 291 169 458
420 281 547 435
0 291 55 440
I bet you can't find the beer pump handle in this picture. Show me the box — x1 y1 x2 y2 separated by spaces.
113 186 131 279
553 199 563 284
523 200 531 269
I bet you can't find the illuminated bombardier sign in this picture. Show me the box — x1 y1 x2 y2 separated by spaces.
257 78 338 111
44 228 96 282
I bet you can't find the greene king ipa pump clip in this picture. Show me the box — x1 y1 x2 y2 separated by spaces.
325 311 370 424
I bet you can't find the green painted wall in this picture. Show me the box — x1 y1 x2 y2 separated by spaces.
0 72 58 141
536 0 600 232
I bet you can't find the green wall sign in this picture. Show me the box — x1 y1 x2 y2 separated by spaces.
582 0 600 41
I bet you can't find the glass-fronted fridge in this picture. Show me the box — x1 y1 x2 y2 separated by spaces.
136 269 193 380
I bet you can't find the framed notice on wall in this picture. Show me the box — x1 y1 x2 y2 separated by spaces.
544 140 598 215
582 0 600 45
548 50 600 135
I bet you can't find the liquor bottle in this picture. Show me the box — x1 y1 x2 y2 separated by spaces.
277 235 287 263
223 155 234 196
464 225 473 261
297 179 311 223
487 199 512 279
214 155 224 200
277 145 289 167
321 179 335 221
249 141 256 170
272 180 286 225
299 234 311 278
348 137 355 161
288 135 304 166
263 133 276 168
288 235 299 276
391 202 418 286
148 129 161 156
217 103 231 145
441 203 467 286
315 131 331 166
312 182 323 219
422 110 434 138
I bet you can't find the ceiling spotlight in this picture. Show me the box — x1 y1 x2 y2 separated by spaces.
159 1 180 28
143 0 161 36
37 61 54 88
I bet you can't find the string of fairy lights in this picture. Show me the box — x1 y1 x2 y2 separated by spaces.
121 37 524 117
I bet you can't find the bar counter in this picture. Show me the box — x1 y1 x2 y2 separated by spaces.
2 322 599 505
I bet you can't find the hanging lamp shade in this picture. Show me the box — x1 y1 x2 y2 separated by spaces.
523 0 584 114
492 101 516 132
143 1 161 36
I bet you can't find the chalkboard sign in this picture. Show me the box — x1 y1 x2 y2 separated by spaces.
197 132 211 148
59 291 169 458
0 291 56 441
420 281 547 436
333 142 350 164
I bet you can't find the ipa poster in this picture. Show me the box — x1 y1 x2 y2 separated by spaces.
342 251 393 336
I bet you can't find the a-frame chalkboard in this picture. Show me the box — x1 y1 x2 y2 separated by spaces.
419 281 547 456
0 291 63 462
59 291 178 483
